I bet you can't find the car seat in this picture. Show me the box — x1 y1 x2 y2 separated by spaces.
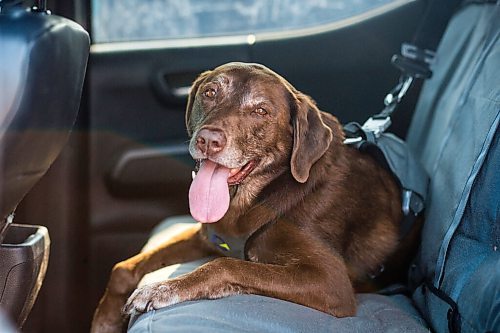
0 0 89 327
128 1 499 332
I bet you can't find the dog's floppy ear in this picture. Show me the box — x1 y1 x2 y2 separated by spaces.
186 70 211 136
291 93 333 183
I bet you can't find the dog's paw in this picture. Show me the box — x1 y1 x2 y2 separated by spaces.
122 281 182 315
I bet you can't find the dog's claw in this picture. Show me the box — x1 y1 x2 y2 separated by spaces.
122 289 142 315
146 301 154 312
122 281 182 316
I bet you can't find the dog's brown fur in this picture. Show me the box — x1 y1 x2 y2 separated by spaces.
91 62 419 333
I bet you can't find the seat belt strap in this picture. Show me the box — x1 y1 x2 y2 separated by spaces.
412 0 464 53
359 0 464 136
344 0 463 240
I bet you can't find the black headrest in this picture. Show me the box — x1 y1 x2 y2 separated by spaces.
0 7 90 221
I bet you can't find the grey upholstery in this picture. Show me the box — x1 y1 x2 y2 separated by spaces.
129 294 426 333
129 218 429 333
0 309 16 333
406 3 500 331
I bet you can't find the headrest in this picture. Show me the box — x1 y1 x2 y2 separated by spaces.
0 8 90 221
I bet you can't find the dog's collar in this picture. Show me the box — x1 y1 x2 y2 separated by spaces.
204 219 277 260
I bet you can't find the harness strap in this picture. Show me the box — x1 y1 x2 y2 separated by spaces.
344 123 426 240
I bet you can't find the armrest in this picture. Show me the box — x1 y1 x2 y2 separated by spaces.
0 224 50 327
106 144 192 198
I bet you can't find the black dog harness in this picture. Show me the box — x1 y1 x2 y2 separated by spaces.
343 121 428 239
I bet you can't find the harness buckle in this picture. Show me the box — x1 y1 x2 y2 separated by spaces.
362 116 392 138
402 190 425 216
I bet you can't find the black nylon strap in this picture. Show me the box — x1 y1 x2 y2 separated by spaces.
394 0 463 77
412 0 463 52
344 121 427 240
423 281 462 333
380 0 464 121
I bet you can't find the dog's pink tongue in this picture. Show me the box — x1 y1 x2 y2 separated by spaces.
189 160 230 223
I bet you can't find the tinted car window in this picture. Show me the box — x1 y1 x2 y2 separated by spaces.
92 0 396 43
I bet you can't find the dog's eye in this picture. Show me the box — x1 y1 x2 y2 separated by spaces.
204 88 217 98
254 107 268 116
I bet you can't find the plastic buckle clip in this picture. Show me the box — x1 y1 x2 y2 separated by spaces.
362 116 391 138
402 190 424 216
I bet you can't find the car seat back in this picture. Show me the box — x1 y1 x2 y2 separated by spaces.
406 2 499 332
0 1 89 224
0 0 89 327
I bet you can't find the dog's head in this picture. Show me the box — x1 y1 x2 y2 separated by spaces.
186 62 333 223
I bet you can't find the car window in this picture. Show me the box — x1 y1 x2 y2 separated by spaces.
91 0 397 44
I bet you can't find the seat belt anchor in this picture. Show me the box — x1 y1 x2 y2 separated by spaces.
401 43 435 65
392 43 434 79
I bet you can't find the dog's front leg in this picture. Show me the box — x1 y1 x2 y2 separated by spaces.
123 252 356 318
91 223 215 333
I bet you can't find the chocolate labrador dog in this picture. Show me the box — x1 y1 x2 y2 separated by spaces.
91 62 417 333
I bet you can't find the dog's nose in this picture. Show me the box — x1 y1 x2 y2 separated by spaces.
196 128 227 156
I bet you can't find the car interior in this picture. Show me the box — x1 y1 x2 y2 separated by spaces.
0 0 498 332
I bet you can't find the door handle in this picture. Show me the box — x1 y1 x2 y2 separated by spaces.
151 70 193 105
